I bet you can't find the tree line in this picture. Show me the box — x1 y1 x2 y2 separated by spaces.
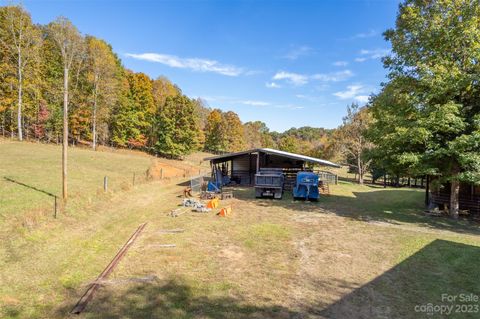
0 5 340 162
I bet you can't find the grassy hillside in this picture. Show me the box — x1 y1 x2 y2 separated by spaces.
0 139 212 220
0 139 153 219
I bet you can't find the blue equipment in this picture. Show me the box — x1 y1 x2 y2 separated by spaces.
293 172 320 201
208 165 229 193
207 181 221 192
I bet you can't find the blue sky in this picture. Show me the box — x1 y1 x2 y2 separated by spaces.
18 0 400 132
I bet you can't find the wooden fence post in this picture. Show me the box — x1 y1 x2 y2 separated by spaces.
54 196 57 218
104 176 108 192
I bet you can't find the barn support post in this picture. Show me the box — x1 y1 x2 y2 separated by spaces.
248 154 252 185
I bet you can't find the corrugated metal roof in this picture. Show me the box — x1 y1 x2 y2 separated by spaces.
204 148 341 168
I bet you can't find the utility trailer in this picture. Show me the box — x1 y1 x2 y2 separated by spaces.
293 171 320 201
254 168 285 199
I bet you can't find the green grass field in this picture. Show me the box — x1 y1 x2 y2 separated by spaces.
0 139 152 219
1 140 480 318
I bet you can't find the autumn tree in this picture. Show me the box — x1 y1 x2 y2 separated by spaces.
0 31 15 137
48 16 85 200
0 5 41 141
85 37 118 149
151 76 179 108
149 76 180 147
278 135 298 153
223 111 246 152
244 121 274 148
336 103 372 184
204 109 227 152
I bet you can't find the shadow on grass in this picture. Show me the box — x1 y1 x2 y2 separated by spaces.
57 279 303 319
3 176 57 198
318 239 480 319
233 185 480 236
51 240 480 318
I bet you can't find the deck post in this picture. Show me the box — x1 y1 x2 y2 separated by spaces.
256 152 260 173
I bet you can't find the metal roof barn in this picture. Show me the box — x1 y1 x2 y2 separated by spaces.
204 148 340 187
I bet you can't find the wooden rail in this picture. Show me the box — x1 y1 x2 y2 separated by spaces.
70 223 147 314
431 192 480 215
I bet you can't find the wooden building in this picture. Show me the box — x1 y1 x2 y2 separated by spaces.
204 148 340 189
429 180 480 215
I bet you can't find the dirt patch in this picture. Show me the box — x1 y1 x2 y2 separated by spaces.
219 245 245 261
147 160 202 180
1 295 20 306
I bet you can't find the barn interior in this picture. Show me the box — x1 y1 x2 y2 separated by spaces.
204 148 340 189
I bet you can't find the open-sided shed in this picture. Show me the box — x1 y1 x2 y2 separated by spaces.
204 148 340 188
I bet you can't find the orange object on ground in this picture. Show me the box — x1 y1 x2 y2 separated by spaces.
217 206 232 217
207 198 219 209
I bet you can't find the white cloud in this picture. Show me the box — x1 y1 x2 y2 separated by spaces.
333 61 348 67
241 100 270 106
358 48 390 60
352 30 377 39
334 85 365 99
295 94 325 103
354 57 367 63
311 70 353 82
283 46 313 60
125 53 244 76
272 69 353 86
200 95 303 110
355 95 370 104
274 104 305 110
265 82 281 89
334 85 371 104
273 71 309 86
